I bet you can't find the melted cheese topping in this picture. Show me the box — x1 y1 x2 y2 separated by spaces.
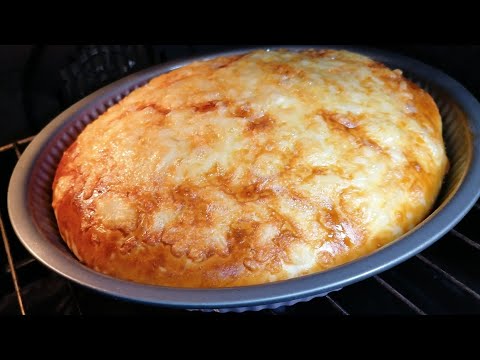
52 49 448 287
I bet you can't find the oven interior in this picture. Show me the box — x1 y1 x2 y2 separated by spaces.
1 45 479 315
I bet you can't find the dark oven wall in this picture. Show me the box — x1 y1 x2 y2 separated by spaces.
1 45 479 145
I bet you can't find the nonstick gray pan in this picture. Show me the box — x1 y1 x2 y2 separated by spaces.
8 46 480 311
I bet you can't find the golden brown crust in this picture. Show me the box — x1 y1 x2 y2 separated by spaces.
52 49 448 287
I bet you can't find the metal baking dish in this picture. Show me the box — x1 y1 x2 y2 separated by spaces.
7 46 480 312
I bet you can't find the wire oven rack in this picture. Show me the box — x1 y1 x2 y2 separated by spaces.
1 136 479 316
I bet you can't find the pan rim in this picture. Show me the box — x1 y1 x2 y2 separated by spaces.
8 45 480 309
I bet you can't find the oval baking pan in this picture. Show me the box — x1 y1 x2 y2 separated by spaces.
7 46 480 311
